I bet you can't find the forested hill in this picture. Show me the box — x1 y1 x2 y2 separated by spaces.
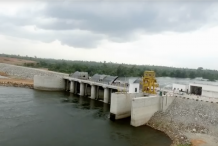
1 54 218 81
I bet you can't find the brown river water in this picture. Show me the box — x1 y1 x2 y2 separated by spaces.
0 86 172 146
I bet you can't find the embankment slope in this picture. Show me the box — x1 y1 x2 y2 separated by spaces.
147 97 218 145
0 63 68 79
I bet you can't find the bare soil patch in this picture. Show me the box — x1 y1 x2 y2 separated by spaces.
0 57 37 65
0 72 8 77
185 133 218 146
0 78 33 85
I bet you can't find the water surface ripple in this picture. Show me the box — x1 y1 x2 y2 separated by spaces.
0 86 172 146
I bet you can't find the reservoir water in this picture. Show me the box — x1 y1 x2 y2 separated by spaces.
0 86 172 146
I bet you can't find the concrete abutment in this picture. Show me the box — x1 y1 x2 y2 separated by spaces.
34 75 65 91
109 92 175 127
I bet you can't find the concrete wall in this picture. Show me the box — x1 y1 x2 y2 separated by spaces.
131 96 175 127
34 75 65 91
0 63 68 79
189 83 218 98
131 96 160 127
189 83 218 92
110 92 143 120
202 90 218 98
173 83 188 92
162 96 176 111
128 83 140 93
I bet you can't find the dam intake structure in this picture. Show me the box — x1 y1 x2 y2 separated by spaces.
2 63 218 145
34 71 174 127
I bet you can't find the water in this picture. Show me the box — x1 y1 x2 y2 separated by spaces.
0 86 172 146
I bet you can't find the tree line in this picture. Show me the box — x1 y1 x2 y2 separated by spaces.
1 54 218 81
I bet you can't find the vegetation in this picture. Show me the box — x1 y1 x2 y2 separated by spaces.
1 54 218 81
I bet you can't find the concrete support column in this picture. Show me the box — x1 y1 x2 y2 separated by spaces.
104 87 110 103
80 82 85 96
91 85 96 99
70 81 75 93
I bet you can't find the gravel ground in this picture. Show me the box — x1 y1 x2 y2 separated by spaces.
0 63 68 79
147 97 218 146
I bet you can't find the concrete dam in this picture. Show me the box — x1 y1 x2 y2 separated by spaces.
34 71 175 127
2 63 218 145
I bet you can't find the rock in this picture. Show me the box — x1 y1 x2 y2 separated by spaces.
192 129 196 132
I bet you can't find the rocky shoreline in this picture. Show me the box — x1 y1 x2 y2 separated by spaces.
146 117 191 146
0 80 33 89
0 63 68 80
146 97 218 146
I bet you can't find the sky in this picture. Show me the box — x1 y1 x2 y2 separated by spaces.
0 0 218 70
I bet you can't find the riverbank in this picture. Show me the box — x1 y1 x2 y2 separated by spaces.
0 78 33 89
0 63 68 89
147 97 218 146
0 63 68 80
147 119 191 146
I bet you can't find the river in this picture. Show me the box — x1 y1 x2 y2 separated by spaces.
0 86 172 146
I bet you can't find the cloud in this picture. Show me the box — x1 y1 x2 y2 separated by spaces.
42 2 218 33
0 1 218 48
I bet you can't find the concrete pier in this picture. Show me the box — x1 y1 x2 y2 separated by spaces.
103 87 110 103
131 96 175 127
131 96 160 127
91 85 96 99
70 81 74 93
80 82 85 96
110 92 143 120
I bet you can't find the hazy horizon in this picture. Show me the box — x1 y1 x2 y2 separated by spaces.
0 53 216 71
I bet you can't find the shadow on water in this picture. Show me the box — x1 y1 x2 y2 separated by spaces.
58 93 172 146
0 86 172 146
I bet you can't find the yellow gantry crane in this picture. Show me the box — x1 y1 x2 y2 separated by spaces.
141 71 159 94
